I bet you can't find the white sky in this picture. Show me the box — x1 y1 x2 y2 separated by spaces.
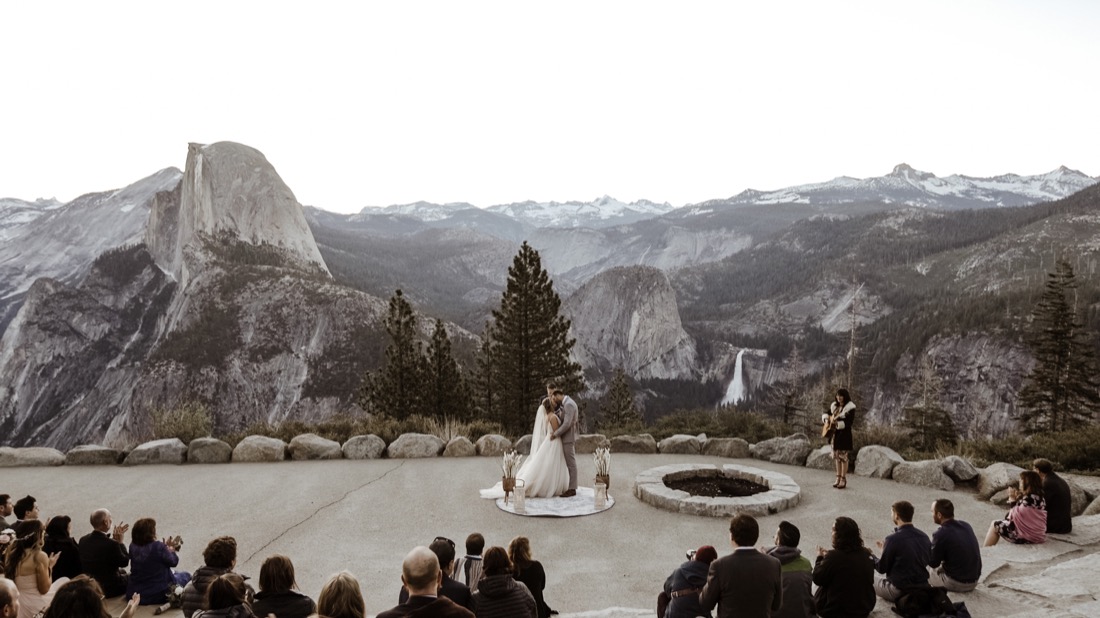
2 1 1098 213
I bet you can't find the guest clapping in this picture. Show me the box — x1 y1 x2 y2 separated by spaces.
126 518 190 605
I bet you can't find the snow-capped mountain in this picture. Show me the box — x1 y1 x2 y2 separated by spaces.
0 197 63 241
486 195 675 228
715 164 1098 210
352 201 478 222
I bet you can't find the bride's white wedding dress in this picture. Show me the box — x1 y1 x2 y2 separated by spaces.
481 404 570 499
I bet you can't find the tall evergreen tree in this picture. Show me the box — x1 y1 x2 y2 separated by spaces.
900 355 956 450
486 242 585 434
599 367 643 431
1017 258 1100 432
424 318 473 421
359 290 427 419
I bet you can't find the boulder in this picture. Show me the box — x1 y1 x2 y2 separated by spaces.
942 455 980 482
65 445 121 466
854 445 904 479
990 488 1013 507
187 438 232 464
978 462 1026 499
805 445 836 470
893 460 955 491
576 434 610 454
751 435 812 466
444 437 477 457
124 439 187 466
386 433 445 458
1068 478 1089 516
232 436 288 462
342 435 386 460
513 435 533 456
1083 496 1100 517
475 434 512 457
288 434 343 460
0 447 65 467
658 434 702 455
701 437 750 459
611 434 658 454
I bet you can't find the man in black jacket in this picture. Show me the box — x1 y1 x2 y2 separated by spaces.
397 536 472 610
77 509 130 597
1034 459 1073 534
874 501 932 601
378 546 474 618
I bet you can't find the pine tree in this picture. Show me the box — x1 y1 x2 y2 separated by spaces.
900 355 956 450
360 290 427 419
599 367 643 431
485 242 585 434
423 318 473 421
1017 258 1100 432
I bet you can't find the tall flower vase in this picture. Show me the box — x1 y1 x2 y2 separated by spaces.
502 476 516 504
595 474 610 492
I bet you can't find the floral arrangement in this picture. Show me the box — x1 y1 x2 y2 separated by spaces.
593 446 611 476
501 449 524 479
0 528 14 548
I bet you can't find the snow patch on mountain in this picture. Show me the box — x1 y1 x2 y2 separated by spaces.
487 195 675 228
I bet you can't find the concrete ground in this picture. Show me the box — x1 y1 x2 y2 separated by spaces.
8 453 1098 617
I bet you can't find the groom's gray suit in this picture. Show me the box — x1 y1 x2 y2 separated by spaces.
552 394 579 492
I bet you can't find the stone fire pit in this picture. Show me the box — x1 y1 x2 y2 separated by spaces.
633 463 801 517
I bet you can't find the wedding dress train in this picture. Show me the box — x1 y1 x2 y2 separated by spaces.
480 404 570 499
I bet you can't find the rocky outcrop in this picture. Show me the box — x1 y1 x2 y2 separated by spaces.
187 438 232 464
444 437 476 457
751 435 812 466
232 436 287 462
386 433 445 458
658 434 702 455
702 437 750 459
65 445 121 466
610 434 658 454
0 447 65 467
576 434 610 454
978 463 1026 499
124 438 187 465
854 445 904 479
1068 479 1089 517
288 434 342 460
343 435 386 460
893 460 955 491
563 266 698 380
475 435 511 457
942 455 980 482
805 445 835 470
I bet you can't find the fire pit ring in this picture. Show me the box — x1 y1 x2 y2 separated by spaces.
633 463 801 517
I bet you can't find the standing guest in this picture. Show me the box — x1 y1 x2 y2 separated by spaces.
1034 459 1072 534
928 499 982 593
377 546 474 618
470 546 536 618
314 571 365 618
0 495 13 528
872 501 932 602
192 573 255 618
985 470 1047 546
508 536 552 618
41 575 140 618
3 519 68 618
126 517 191 605
822 388 856 489
661 545 717 618
0 577 20 618
78 509 130 598
454 533 486 589
182 536 250 618
765 521 816 618
398 536 471 609
700 514 782 618
813 517 876 618
43 515 83 581
251 554 315 618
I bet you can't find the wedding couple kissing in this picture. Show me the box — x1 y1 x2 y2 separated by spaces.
482 383 580 500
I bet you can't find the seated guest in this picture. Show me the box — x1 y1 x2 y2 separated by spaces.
251 554 316 618
661 545 717 618
470 546 536 618
377 546 474 618
78 509 130 598
0 577 20 618
454 533 486 588
765 521 816 618
1034 459 1072 534
43 515 83 581
928 499 981 593
126 517 190 605
398 536 471 609
508 536 552 618
193 573 254 618
42 575 140 618
315 571 365 618
4 519 69 618
813 517 876 618
873 501 931 602
985 470 1047 546
182 536 251 618
0 494 13 528
11 496 39 536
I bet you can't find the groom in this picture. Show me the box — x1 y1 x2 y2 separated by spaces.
550 388 578 497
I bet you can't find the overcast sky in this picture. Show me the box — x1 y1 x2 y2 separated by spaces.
3 1 1097 213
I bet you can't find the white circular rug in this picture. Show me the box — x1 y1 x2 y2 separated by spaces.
494 486 616 517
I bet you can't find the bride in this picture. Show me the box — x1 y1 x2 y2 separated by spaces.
481 398 570 499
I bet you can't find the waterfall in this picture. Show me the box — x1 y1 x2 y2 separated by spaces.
721 349 746 406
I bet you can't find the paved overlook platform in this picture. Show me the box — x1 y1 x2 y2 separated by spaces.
8 454 1100 617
